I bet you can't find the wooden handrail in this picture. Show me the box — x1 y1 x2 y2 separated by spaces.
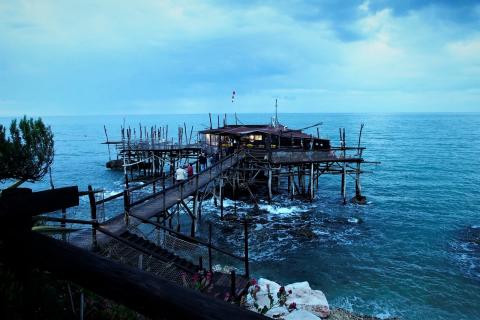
95 190 124 205
129 150 245 208
33 216 99 226
96 226 193 273
129 212 245 262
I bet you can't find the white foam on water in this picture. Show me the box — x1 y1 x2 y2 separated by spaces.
347 217 360 224
314 230 330 236
102 190 123 198
254 223 264 231
258 203 309 216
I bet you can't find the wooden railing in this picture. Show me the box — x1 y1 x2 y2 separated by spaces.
126 149 245 209
130 212 250 278
85 149 249 276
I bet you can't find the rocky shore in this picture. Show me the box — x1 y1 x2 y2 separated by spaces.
245 278 399 320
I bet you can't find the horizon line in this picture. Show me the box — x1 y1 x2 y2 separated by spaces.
1 111 480 118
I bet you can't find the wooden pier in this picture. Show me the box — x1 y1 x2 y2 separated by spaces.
23 116 378 316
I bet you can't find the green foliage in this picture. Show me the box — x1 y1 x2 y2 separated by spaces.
0 116 54 183
0 264 145 319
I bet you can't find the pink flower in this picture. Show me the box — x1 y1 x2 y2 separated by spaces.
250 278 257 285
254 285 260 291
288 289 292 294
192 273 200 282
279 286 286 294
288 302 297 310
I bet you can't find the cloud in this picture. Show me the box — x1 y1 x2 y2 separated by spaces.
0 0 479 116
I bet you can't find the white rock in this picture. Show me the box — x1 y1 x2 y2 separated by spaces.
284 309 321 320
284 282 330 318
246 278 330 319
265 306 289 318
246 278 282 310
285 281 311 291
258 278 281 293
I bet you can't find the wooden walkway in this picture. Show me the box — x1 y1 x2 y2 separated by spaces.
101 151 245 237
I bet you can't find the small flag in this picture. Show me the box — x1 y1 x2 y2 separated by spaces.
232 90 236 103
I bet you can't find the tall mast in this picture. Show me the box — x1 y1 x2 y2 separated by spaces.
275 99 278 126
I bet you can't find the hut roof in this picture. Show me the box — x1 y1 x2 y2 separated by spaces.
200 124 315 139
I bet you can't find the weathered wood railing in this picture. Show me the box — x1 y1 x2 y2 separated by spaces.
126 150 244 209
83 150 248 278
129 212 250 278
93 149 244 212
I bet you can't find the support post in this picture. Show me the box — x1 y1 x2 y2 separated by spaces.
310 163 314 201
244 218 249 278
87 185 97 247
123 190 130 225
193 192 199 233
220 179 224 220
80 290 84 320
208 223 213 273
268 168 272 203
162 173 166 212
233 180 237 216
230 270 236 299
341 128 347 204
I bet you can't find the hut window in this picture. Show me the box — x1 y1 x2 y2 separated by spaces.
249 134 263 142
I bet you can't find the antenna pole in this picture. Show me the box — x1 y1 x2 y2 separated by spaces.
275 99 278 126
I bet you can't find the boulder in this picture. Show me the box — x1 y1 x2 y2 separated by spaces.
265 306 289 318
284 309 321 320
285 282 330 318
246 279 330 319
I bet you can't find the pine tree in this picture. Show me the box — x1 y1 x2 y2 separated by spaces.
0 116 54 184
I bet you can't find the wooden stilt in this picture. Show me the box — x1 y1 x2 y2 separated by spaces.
341 128 347 204
310 163 314 201
220 178 224 220
193 192 199 234
268 168 272 203
287 166 292 195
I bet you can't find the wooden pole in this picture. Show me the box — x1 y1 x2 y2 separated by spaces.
288 166 292 196
193 192 199 234
341 128 347 204
310 163 314 201
291 169 295 200
268 168 272 203
123 190 130 225
208 223 213 273
87 185 97 247
233 179 237 216
355 124 364 200
220 179 224 220
230 270 236 299
244 218 249 278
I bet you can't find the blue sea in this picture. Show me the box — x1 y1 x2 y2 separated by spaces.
1 113 480 319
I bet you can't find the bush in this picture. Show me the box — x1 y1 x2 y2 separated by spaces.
0 116 54 183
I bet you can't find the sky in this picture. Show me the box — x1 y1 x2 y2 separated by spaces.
0 0 479 116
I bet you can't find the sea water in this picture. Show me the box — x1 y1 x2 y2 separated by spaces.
1 113 479 319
